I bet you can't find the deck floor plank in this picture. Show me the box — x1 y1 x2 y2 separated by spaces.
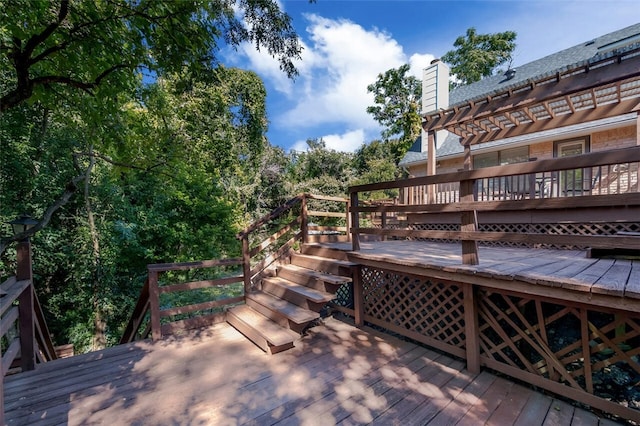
543 399 576 425
485 383 534 425
625 260 640 298
3 317 624 425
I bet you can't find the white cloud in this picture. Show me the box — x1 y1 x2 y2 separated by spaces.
408 53 436 79
290 129 365 153
234 14 438 150
276 15 408 130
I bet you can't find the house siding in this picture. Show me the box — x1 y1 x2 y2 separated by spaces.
591 125 636 152
406 122 638 177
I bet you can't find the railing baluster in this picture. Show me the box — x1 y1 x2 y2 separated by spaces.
148 270 161 340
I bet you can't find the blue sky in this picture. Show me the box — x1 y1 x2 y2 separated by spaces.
226 1 640 153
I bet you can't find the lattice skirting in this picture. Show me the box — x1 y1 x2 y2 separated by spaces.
408 222 640 249
353 266 640 421
359 266 466 358
478 289 640 412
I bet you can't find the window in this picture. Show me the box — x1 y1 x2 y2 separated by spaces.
473 146 529 169
554 136 591 195
473 146 530 200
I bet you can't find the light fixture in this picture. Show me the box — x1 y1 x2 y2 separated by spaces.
8 213 38 236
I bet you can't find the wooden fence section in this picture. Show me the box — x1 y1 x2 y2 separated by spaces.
350 146 640 263
122 258 245 342
123 194 350 342
1 240 57 425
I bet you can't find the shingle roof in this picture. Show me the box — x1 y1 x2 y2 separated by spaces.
449 23 640 107
398 133 463 167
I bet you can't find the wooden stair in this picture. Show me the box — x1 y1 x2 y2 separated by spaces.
227 245 356 353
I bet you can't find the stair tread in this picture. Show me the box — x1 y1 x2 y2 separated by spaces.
279 264 352 285
291 253 358 268
228 305 297 346
247 291 320 323
263 276 335 303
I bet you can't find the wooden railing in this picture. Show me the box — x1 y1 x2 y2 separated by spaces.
350 146 640 264
1 240 57 423
122 193 350 342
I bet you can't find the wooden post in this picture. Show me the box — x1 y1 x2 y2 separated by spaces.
242 235 252 294
352 266 364 327
427 131 437 203
381 210 387 241
350 191 360 251
345 199 352 242
16 239 35 371
459 179 479 265
301 195 308 245
148 269 161 341
463 283 480 374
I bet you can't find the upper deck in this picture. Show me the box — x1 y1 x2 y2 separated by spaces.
313 240 640 312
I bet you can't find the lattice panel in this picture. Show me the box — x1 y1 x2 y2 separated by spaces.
361 267 465 349
332 283 353 309
409 223 459 244
478 289 640 408
405 222 639 249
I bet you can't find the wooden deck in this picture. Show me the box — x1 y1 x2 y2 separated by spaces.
4 317 623 425
315 240 640 310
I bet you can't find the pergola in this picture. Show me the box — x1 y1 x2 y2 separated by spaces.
422 46 640 173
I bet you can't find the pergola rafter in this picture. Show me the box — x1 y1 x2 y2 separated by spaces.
424 49 640 145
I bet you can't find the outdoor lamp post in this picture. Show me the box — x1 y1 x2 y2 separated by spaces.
8 213 38 239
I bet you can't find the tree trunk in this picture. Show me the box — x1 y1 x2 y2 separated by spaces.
84 146 106 350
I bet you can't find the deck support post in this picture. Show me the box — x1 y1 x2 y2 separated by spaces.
148 270 161 340
350 191 360 251
460 179 479 265
463 282 480 374
17 239 35 372
352 265 364 327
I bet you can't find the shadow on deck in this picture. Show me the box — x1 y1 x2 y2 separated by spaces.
4 317 622 425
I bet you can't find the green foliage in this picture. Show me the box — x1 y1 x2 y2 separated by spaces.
352 139 405 200
1 0 301 112
366 64 422 155
442 27 517 87
289 139 354 196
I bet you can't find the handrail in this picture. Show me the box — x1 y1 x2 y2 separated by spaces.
123 193 351 342
349 146 640 263
237 194 304 239
350 146 640 193
120 279 150 344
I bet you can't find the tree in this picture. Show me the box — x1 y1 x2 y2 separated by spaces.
0 0 303 252
441 27 517 87
366 64 422 154
0 0 301 112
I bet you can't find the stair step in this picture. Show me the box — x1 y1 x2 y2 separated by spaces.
227 305 296 354
301 244 352 261
278 264 352 288
247 291 320 325
263 276 335 308
290 253 357 276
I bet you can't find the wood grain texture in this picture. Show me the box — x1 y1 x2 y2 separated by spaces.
3 318 615 426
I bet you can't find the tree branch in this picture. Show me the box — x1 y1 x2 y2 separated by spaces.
0 171 86 255
22 0 70 59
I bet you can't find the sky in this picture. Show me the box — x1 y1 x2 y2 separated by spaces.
224 1 640 153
